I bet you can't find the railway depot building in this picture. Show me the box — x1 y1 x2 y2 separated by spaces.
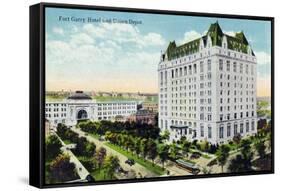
45 91 137 127
158 22 257 144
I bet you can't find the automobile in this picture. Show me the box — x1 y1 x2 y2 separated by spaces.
125 159 135 166
98 137 105 141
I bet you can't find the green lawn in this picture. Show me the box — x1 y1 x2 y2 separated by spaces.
201 154 212 159
62 139 72 145
105 142 165 175
46 95 66 101
89 133 101 139
91 169 114 181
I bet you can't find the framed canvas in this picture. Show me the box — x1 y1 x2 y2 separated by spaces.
29 2 274 188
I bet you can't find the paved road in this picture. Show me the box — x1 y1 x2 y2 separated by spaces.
71 127 158 179
54 132 90 180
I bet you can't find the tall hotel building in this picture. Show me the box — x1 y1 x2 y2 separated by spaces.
158 22 257 144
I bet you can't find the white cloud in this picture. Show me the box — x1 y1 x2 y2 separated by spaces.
70 33 95 46
46 22 166 91
52 27 64 35
256 51 271 65
179 30 201 44
80 23 165 48
143 33 165 46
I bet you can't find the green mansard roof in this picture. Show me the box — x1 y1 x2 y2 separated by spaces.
164 22 254 61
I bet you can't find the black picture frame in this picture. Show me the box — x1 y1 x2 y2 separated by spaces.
30 2 274 189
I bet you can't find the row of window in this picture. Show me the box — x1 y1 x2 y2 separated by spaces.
97 103 136 106
218 121 255 139
45 113 66 118
219 111 255 121
45 108 66 112
97 110 134 116
219 59 255 75
45 103 67 107
97 106 135 110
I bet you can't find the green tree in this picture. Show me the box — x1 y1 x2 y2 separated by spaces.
45 135 62 161
147 139 157 164
134 137 142 157
85 142 96 157
233 134 242 145
181 140 191 156
240 139 253 170
255 140 266 159
104 155 120 179
169 143 180 160
161 130 170 142
56 123 68 138
158 144 169 169
140 138 149 159
74 137 88 156
49 154 78 183
96 147 107 169
228 154 245 172
216 144 230 172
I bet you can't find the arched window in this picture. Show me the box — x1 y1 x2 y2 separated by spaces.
219 124 224 139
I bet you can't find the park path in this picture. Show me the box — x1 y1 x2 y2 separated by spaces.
71 127 157 179
72 127 193 177
53 132 90 180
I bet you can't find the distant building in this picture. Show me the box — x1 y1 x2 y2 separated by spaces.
158 22 257 144
142 102 158 113
45 91 137 127
45 119 51 136
127 109 156 125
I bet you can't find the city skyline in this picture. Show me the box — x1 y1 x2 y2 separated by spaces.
46 8 271 96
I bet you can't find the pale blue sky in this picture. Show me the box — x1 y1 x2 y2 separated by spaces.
46 7 271 95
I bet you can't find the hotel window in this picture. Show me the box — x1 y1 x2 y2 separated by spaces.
172 69 174 78
179 68 182 76
219 59 223 71
240 123 244 134
251 120 255 131
234 123 238 135
194 64 197 73
188 65 192 75
251 65 254 75
227 123 231 137
200 61 204 73
200 74 204 81
240 63 243 73
200 124 204 137
226 61 230 71
207 59 211 71
246 121 249 132
246 65 249 74
208 125 212 138
208 114 212 121
219 125 224 139
207 72 212 79
233 62 237 72
227 114 230 120
184 66 187 75
220 114 223 121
